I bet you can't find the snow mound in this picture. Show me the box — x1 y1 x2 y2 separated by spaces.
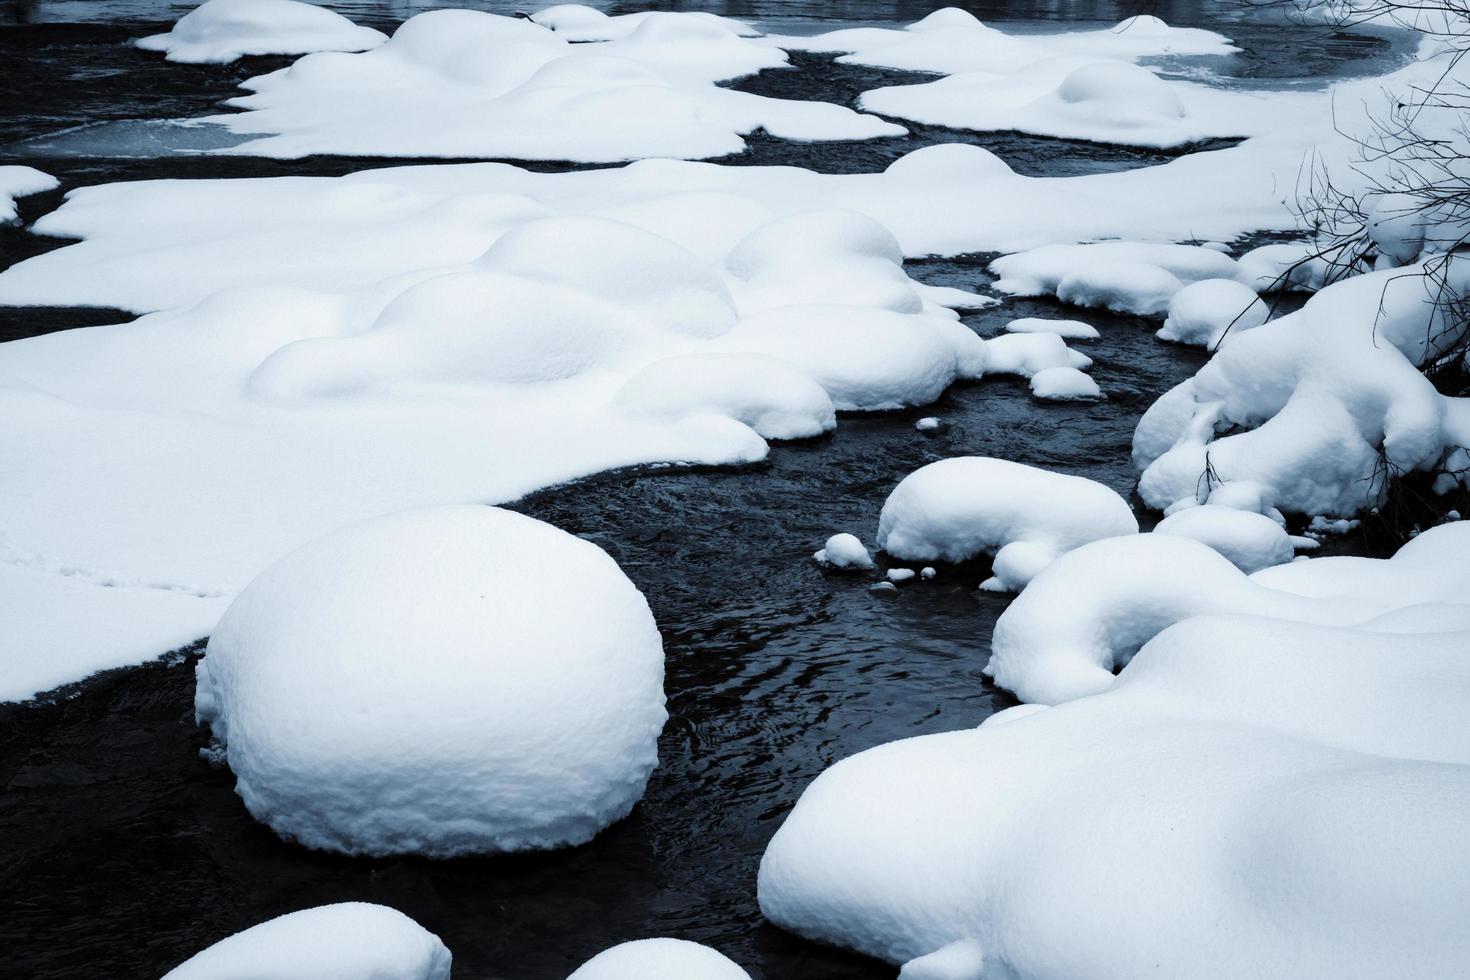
1029 366 1100 401
531 5 758 43
175 10 900 161
1004 317 1099 340
1156 277 1269 348
876 457 1138 591
615 353 835 441
137 0 386 63
162 903 450 980
1235 242 1339 292
1153 504 1295 572
814 533 874 570
987 522 1470 703
991 242 1242 316
0 165 57 223
982 332 1091 378
1135 255 1470 517
195 505 666 857
758 613 1470 979
567 939 751 980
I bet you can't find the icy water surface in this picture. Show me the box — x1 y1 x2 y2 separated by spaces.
0 3 1404 978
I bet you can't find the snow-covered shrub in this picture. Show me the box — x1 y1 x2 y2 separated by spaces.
195 505 666 857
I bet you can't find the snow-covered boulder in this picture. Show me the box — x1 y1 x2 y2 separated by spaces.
990 242 1241 316
759 614 1470 979
161 903 450 979
1004 317 1099 340
0 165 57 223
137 0 387 63
876 457 1138 591
1235 242 1338 292
1136 255 1470 517
566 939 752 980
615 353 835 441
1157 277 1269 348
814 533 875 570
987 522 1470 703
195 505 666 857
1029 366 1100 401
1152 504 1294 572
531 5 759 43
981 332 1091 377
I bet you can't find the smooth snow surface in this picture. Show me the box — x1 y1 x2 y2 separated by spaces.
1003 317 1098 340
566 939 752 980
991 242 1242 316
170 10 901 160
195 506 666 857
876 457 1137 591
1153 504 1295 572
1135 255 1470 517
161 903 451 980
137 0 387 63
1029 366 1100 401
759 612 1470 979
532 5 757 42
0 165 57 222
987 522 1470 704
814 533 875 570
1157 277 1269 348
615 353 836 440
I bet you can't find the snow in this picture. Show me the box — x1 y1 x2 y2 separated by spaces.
992 242 1243 317
1235 242 1339 292
876 457 1137 591
1135 255 1470 517
987 522 1470 704
758 612 1470 979
1152 504 1296 572
531 5 758 43
194 505 666 857
137 0 387 64
0 165 57 223
887 568 917 583
915 416 943 432
161 903 450 980
615 353 836 440
1156 277 1270 348
151 10 902 161
1029 366 1100 401
981 332 1091 377
1003 317 1098 340
814 533 874 570
567 939 752 980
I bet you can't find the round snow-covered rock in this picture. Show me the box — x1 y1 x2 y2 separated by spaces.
876 457 1138 590
1157 277 1269 348
137 0 387 63
566 939 752 980
195 505 667 857
1153 504 1294 572
814 532 875 570
1029 366 1100 401
614 353 835 440
161 903 450 980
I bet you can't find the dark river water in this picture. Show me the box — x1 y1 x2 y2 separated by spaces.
0 3 1411 978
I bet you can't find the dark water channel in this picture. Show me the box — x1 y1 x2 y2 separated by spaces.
0 3 1408 978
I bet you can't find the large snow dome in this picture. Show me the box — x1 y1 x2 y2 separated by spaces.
195 505 667 857
162 903 450 980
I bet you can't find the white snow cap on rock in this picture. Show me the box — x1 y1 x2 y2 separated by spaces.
991 242 1243 316
615 353 835 440
1004 317 1099 340
1152 504 1295 572
566 939 752 980
1156 277 1269 348
0 165 57 223
161 903 450 980
195 505 666 857
814 533 875 570
1029 366 1100 401
987 521 1470 704
138 0 387 63
759 613 1470 979
531 5 758 42
876 457 1137 591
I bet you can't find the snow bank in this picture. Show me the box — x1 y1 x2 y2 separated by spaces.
162 903 450 980
991 242 1243 316
758 613 1470 979
137 0 386 64
615 353 835 440
1004 317 1098 340
531 5 757 43
0 165 57 223
1029 366 1100 401
1156 277 1269 348
1152 504 1295 572
175 10 899 161
195 506 666 856
876 457 1137 591
567 939 752 980
814 533 874 570
1135 255 1470 517
987 522 1470 703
